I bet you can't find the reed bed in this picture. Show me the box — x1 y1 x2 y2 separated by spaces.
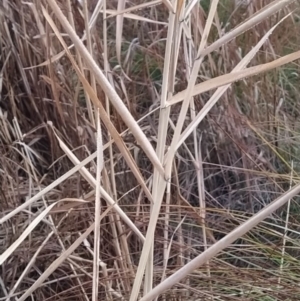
1 0 300 300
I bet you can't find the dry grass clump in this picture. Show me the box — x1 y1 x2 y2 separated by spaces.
1 0 300 300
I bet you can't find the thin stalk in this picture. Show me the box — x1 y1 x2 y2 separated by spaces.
278 161 293 286
129 0 180 299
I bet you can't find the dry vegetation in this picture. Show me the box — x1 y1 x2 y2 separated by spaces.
1 0 300 300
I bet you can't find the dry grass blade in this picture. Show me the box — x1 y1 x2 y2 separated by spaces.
0 150 97 224
0 201 61 265
165 0 219 176
177 13 292 149
42 5 154 203
106 10 168 25
81 0 96 127
116 0 126 64
168 50 300 106
139 181 300 301
130 0 190 299
160 215 186 282
24 47 75 69
128 1 181 298
4 234 50 299
200 0 296 58
55 132 145 242
17 204 114 301
46 0 164 175
104 0 161 18
278 161 294 286
92 111 103 301
184 0 200 19
87 0 102 30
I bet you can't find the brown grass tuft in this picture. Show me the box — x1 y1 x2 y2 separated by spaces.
1 0 300 300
